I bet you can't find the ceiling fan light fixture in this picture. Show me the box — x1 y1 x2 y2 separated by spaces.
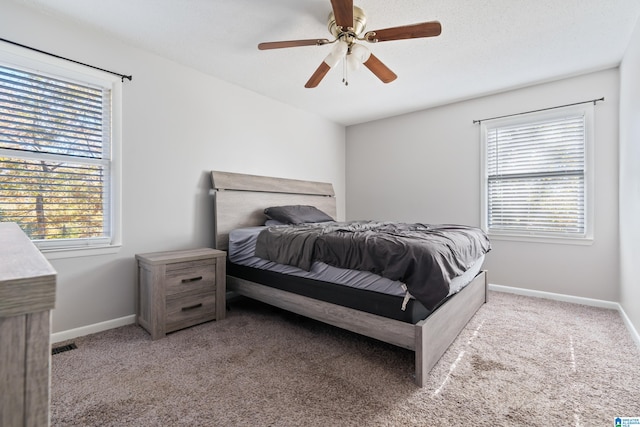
347 43 371 72
324 40 349 68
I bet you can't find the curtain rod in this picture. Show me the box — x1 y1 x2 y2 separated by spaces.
0 37 132 82
472 97 604 125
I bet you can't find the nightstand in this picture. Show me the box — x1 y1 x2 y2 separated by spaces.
136 248 226 340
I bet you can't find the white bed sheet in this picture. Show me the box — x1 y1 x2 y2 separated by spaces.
228 226 485 301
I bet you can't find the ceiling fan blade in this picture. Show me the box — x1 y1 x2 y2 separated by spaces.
363 53 397 84
364 21 442 42
304 41 348 88
330 0 354 29
305 62 332 88
258 39 331 50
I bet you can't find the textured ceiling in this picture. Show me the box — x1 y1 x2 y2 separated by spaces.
8 0 640 125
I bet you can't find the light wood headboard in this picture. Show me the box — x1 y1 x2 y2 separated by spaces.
210 171 336 250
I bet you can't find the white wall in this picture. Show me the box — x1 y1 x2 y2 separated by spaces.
346 69 620 302
1 2 346 333
620 18 640 334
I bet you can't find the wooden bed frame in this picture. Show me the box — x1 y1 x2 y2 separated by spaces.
211 170 487 387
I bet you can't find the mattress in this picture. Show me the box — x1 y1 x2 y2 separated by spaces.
228 226 485 323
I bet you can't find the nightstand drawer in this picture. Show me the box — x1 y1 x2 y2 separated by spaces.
165 261 216 296
166 290 216 333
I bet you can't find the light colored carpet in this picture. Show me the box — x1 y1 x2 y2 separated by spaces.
50 291 640 426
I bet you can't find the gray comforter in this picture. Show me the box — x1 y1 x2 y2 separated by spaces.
254 221 491 310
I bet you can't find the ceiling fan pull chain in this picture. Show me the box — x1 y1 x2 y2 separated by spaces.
342 55 349 86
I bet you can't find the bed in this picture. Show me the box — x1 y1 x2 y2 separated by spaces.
211 170 489 387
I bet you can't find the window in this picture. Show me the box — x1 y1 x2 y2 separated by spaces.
480 104 594 243
0 46 121 254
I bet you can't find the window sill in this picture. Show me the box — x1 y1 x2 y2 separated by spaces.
487 232 594 246
41 244 122 260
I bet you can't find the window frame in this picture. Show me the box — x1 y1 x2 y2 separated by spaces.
480 104 595 245
0 43 122 259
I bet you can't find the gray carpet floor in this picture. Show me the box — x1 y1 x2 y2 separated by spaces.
50 291 640 426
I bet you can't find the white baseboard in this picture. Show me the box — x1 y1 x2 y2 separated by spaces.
619 304 640 350
488 283 619 309
51 314 136 344
489 283 640 349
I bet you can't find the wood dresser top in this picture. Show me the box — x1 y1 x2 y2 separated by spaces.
0 223 57 317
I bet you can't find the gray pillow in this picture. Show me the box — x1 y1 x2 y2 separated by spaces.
264 205 334 225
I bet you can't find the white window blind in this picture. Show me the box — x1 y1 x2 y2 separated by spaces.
0 63 112 247
482 106 592 241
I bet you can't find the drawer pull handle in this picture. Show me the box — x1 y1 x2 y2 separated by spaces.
181 276 203 283
181 303 203 312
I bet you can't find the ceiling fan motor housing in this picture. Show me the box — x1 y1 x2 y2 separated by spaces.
328 5 367 43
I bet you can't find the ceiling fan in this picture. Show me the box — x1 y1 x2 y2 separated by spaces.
257 0 442 88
